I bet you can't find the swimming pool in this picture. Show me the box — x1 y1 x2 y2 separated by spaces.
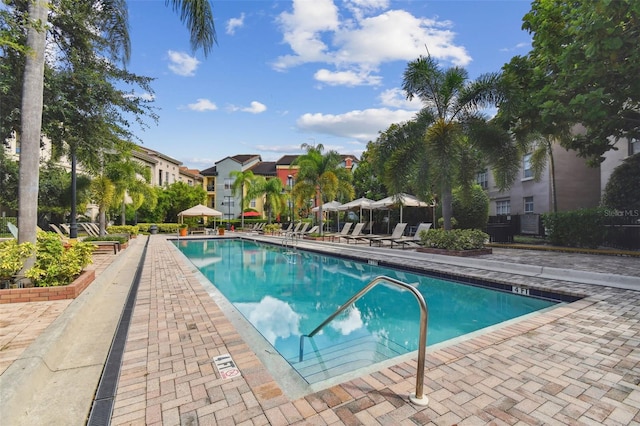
175 238 559 384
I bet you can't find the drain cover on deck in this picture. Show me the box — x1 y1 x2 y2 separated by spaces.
213 353 241 379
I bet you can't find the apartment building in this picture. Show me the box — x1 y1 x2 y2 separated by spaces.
133 146 202 188
478 137 638 234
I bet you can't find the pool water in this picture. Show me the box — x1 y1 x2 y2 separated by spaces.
175 239 558 384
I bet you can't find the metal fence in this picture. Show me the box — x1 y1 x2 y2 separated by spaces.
487 213 639 250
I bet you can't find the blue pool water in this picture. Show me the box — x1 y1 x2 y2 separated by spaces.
175 239 558 383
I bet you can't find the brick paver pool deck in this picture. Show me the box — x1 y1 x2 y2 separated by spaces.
2 233 640 425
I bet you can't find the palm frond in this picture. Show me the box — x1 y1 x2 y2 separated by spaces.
166 0 216 57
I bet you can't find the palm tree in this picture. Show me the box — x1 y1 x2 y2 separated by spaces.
90 175 116 237
105 155 153 230
245 176 287 224
230 170 255 230
399 54 520 230
16 0 216 264
293 143 355 235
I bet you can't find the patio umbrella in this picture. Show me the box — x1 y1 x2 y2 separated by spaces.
178 204 223 225
241 211 261 218
312 201 342 232
371 193 429 224
337 197 374 233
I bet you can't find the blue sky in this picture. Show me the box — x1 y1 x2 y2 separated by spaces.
126 0 533 170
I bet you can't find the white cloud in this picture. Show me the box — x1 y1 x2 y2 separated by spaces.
167 50 200 76
314 69 381 86
187 98 217 112
226 13 245 35
297 107 417 142
273 1 471 86
228 101 267 114
124 92 155 102
378 88 421 109
500 41 530 52
273 0 340 70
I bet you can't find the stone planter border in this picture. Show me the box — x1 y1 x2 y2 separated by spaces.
0 270 96 304
416 247 493 257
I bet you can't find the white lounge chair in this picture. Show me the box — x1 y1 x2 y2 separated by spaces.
360 223 408 246
341 222 366 244
324 222 353 242
390 223 432 249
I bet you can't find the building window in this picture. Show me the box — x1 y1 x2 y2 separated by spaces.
165 171 169 186
524 196 534 213
224 178 232 191
476 169 488 189
250 199 256 208
630 138 639 156
496 200 511 215
523 153 533 179
158 170 163 186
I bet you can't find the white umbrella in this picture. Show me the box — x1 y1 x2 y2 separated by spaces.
178 204 223 225
337 197 374 233
312 201 342 232
311 200 342 212
371 193 429 224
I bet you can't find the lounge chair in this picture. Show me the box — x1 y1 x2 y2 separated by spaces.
341 222 366 244
323 222 352 242
390 223 432 249
300 225 318 236
290 222 309 238
77 223 121 253
7 222 18 239
287 222 302 235
360 223 407 246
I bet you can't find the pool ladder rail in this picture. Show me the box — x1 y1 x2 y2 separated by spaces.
299 275 430 406
281 230 300 250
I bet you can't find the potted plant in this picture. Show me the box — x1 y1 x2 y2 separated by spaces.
218 225 225 235
179 223 188 236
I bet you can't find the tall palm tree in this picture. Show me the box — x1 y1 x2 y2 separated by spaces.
293 143 355 235
90 175 116 237
105 155 153 230
245 176 286 224
400 54 520 230
230 169 255 230
16 0 216 261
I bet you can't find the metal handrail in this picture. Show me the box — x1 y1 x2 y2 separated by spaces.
300 275 429 405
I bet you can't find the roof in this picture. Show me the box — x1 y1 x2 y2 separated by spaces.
200 165 218 176
179 167 202 178
249 161 277 176
275 155 299 166
215 154 261 165
137 146 182 165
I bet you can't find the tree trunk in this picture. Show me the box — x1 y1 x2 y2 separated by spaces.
99 209 106 236
121 198 126 225
18 0 49 272
441 182 453 231
548 141 558 213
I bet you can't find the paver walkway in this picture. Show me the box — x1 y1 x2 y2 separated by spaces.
110 235 640 425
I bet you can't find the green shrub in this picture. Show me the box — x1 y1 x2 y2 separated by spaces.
0 240 35 280
263 224 281 234
419 228 488 250
602 153 640 212
107 225 139 236
542 208 608 248
25 231 94 287
452 185 490 230
83 235 128 244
